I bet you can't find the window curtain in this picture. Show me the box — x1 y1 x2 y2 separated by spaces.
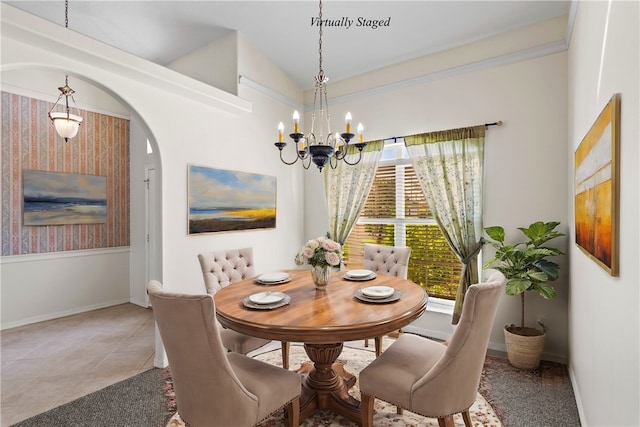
324 140 384 246
404 126 485 324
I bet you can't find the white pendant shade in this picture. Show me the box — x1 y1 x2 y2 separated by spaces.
50 112 83 140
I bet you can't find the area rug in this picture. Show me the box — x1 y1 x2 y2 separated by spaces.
165 343 502 427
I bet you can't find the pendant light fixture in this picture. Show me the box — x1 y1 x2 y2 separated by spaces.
48 0 83 142
275 0 366 171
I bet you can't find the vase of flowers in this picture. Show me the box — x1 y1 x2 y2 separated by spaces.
310 265 332 289
295 236 343 290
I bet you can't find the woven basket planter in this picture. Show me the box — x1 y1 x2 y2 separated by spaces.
504 324 545 370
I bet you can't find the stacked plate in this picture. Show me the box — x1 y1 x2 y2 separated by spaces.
343 269 377 281
361 285 395 299
243 291 291 309
355 285 402 303
255 271 291 285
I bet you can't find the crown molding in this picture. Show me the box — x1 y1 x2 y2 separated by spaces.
240 39 569 110
238 76 302 111
329 40 569 106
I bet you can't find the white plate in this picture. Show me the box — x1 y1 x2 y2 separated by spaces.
361 285 395 299
355 289 402 304
256 277 291 285
258 272 290 283
346 269 374 278
249 292 286 305
343 272 377 281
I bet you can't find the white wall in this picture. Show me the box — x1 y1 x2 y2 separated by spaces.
303 37 570 360
168 31 239 95
1 249 130 328
128 116 154 307
567 1 640 425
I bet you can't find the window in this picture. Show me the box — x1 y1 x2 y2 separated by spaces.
344 139 462 300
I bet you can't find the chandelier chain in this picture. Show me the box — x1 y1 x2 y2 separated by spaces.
64 0 69 28
318 0 323 77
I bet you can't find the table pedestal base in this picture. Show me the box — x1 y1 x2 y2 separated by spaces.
295 343 362 425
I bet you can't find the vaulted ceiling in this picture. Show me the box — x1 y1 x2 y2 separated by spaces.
5 1 572 90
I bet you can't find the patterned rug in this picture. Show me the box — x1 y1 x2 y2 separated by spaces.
165 342 502 426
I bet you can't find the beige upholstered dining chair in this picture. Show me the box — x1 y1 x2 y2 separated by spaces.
198 248 290 369
358 271 506 427
147 281 300 427
363 243 412 355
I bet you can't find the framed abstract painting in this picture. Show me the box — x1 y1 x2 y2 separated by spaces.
188 164 276 234
23 170 107 226
574 93 620 276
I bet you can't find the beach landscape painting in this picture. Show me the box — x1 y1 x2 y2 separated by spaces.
188 165 276 234
23 170 107 226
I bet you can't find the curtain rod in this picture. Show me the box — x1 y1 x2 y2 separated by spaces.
383 121 503 143
484 121 503 128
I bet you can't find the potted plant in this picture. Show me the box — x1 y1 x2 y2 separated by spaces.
483 221 565 369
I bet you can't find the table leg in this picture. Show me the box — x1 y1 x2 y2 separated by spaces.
295 343 362 425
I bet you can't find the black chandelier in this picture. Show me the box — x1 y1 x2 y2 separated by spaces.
274 0 366 172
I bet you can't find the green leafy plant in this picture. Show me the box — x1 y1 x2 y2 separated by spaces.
483 221 565 331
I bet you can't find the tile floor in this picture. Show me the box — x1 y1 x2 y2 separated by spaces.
0 303 155 427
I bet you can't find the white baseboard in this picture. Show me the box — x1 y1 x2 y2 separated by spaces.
129 297 150 308
0 298 130 330
568 364 586 425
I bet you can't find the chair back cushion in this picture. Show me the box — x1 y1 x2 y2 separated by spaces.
363 243 411 278
147 281 259 426
411 271 505 414
198 247 255 294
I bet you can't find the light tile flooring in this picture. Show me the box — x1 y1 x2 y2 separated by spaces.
1 303 155 427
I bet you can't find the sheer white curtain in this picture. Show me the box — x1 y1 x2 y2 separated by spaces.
324 140 384 245
404 126 485 324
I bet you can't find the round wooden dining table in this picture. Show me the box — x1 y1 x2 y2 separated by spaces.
214 269 428 425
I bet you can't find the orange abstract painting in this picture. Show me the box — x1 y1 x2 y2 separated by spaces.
574 94 620 276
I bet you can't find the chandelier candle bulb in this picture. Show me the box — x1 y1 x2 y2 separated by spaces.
345 112 352 133
357 123 363 142
278 122 284 142
293 110 300 134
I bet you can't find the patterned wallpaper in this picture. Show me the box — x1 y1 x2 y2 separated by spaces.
1 91 130 256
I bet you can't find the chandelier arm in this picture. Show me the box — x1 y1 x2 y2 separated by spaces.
275 143 302 166
69 94 82 116
328 154 338 169
48 93 65 116
302 155 312 169
340 150 364 166
279 152 301 166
